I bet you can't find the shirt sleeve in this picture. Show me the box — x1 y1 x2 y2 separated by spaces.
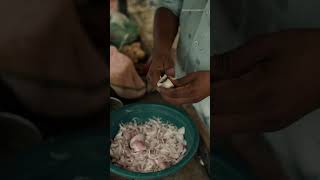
157 0 183 17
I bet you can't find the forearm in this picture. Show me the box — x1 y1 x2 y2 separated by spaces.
153 7 179 54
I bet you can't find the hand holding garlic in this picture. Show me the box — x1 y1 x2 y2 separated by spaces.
157 74 174 89
157 71 210 105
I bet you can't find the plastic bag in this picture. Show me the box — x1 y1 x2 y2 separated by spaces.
120 42 146 64
110 11 139 48
110 46 146 99
127 0 157 54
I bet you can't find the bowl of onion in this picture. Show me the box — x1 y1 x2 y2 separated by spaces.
110 103 199 179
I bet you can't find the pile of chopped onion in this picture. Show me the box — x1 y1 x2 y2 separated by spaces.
110 117 187 173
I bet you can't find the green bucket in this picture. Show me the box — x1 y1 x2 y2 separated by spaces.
110 103 200 179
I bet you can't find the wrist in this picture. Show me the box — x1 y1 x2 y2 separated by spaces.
152 47 171 57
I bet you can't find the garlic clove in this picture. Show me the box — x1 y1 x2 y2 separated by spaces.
178 127 185 135
130 134 146 152
157 74 174 88
131 140 146 152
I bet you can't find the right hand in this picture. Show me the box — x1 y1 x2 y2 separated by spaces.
146 50 175 92
213 30 320 135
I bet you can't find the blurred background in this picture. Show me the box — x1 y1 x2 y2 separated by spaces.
0 0 106 179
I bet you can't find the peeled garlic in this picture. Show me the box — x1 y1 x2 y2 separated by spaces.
157 74 174 88
110 117 187 173
130 134 147 152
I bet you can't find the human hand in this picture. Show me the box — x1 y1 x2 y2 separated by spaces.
146 50 175 92
213 30 320 135
158 71 210 105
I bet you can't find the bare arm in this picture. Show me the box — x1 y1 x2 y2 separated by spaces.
153 7 179 54
147 7 179 90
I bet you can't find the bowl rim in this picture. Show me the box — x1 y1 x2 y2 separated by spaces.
0 112 43 139
109 102 200 179
110 97 124 108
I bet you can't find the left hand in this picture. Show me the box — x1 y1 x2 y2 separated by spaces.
158 71 210 105
213 30 320 135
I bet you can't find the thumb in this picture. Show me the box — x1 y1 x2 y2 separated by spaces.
213 35 274 81
171 73 195 87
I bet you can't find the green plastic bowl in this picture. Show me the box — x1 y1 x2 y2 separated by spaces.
110 103 200 179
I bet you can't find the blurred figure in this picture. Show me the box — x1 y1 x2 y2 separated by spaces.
213 0 320 179
0 0 106 135
147 0 210 127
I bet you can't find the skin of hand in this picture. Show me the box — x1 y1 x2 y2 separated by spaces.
212 29 320 135
146 7 179 92
158 71 210 105
147 51 175 91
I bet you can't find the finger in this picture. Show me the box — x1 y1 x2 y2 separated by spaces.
160 93 199 105
147 70 161 92
213 35 275 81
158 85 193 99
213 113 270 135
213 110 296 135
213 61 272 114
171 73 195 87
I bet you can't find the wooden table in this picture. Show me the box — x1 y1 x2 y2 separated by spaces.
111 92 210 180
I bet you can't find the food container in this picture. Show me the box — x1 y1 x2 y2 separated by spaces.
110 103 199 179
110 97 124 111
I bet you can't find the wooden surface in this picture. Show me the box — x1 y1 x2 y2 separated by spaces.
111 92 210 180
